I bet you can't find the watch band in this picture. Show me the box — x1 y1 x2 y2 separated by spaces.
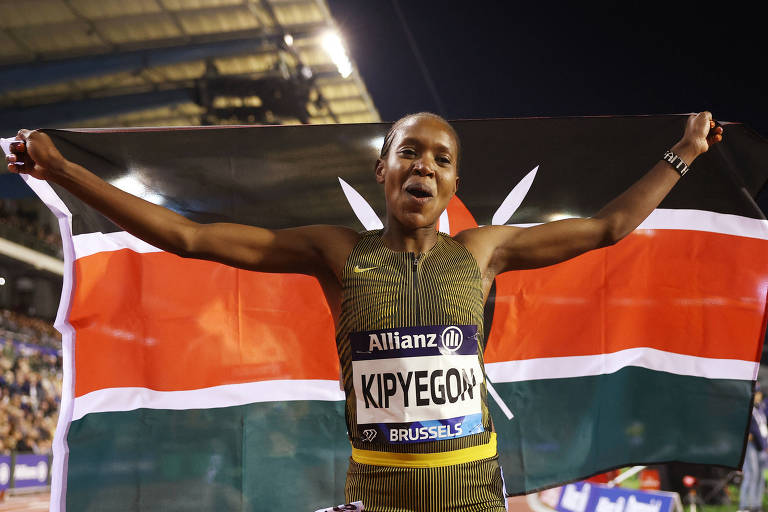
662 149 690 176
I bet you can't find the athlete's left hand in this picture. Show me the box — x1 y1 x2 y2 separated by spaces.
676 112 723 159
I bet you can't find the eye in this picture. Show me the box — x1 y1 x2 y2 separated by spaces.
437 155 452 165
399 148 417 156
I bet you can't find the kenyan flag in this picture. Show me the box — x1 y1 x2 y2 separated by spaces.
4 115 767 510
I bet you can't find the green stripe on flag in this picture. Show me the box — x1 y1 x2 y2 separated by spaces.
491 366 752 493
66 400 349 511
65 368 752 507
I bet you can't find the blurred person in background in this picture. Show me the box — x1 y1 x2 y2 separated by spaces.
740 383 768 512
1 322 60 455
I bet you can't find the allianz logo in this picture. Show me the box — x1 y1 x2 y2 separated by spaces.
366 326 464 353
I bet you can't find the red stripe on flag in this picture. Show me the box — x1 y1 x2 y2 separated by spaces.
71 251 338 397
71 229 768 397
445 195 479 234
485 230 768 363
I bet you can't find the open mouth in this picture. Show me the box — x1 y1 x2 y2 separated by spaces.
405 183 434 199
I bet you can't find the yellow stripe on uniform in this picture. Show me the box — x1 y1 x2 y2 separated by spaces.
351 433 497 468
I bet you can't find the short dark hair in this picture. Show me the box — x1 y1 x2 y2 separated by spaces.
379 112 461 171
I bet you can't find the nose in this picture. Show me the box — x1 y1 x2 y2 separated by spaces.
412 158 435 177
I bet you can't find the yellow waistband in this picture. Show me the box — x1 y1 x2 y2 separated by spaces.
351 433 497 468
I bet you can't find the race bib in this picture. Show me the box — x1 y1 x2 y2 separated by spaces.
351 325 484 444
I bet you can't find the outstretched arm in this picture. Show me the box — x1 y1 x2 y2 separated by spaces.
6 129 357 278
457 112 723 282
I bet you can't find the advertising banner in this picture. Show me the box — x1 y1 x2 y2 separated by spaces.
12 454 50 489
0 455 11 491
557 482 681 512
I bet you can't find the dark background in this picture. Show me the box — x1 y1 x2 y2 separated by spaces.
327 1 768 214
328 1 766 137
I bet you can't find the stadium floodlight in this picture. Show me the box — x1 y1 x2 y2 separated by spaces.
321 30 352 78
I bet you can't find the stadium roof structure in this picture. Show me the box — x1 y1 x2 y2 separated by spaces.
0 0 380 132
0 0 382 280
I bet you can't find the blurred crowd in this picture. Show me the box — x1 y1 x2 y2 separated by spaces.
0 198 62 258
0 309 62 455
0 309 61 349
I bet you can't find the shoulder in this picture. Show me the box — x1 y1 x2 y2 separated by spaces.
298 224 360 255
292 225 360 279
452 225 523 274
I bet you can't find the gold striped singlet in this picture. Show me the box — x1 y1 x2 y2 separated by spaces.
337 230 507 512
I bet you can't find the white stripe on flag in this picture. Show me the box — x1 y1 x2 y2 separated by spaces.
638 209 768 239
71 208 768 260
15 175 77 512
73 348 756 419
72 379 345 421
506 208 768 240
485 347 758 383
73 231 162 259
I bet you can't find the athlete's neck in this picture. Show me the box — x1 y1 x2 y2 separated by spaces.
381 223 439 254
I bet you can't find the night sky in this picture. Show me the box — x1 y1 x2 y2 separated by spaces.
327 1 766 138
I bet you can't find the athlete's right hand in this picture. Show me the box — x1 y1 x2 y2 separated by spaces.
5 129 67 181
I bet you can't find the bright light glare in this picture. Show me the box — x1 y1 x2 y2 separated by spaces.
547 212 578 222
0 277 5 286
111 175 165 205
369 136 385 153
321 31 352 78
283 33 294 46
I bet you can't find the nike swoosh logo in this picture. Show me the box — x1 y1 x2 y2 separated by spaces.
353 265 378 273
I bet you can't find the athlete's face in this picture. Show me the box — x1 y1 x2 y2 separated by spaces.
375 117 459 230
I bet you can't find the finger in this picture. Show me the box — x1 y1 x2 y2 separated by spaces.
706 133 723 145
6 153 17 163
16 129 34 141
707 121 723 139
7 161 25 173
